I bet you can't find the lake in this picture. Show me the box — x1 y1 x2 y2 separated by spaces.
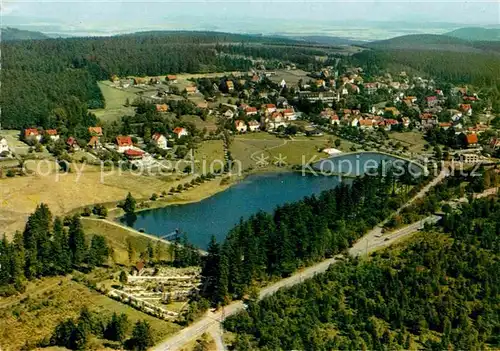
120 172 343 249
313 152 426 177
120 152 425 249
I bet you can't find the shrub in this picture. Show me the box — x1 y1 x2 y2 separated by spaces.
82 207 92 217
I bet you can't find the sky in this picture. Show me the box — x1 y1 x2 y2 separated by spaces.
1 0 499 39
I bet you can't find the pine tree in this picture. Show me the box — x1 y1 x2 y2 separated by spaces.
0 235 11 285
200 236 220 302
68 215 86 265
123 192 136 214
215 252 229 305
127 238 136 264
52 217 72 274
23 204 52 279
10 231 25 287
128 320 154 351
87 235 109 267
105 312 129 342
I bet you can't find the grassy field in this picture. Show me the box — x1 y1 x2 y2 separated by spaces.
81 218 173 266
91 81 137 122
268 69 310 87
180 114 218 133
0 277 179 350
231 133 355 169
389 131 428 153
193 139 225 173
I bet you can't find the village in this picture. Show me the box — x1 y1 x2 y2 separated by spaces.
0 63 498 177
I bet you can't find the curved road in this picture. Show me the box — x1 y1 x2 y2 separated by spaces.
152 170 449 351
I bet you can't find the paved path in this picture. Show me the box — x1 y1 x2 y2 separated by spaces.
82 217 207 255
152 215 439 351
152 171 450 350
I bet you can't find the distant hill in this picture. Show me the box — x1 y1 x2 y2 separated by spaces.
1 27 49 41
445 27 500 41
291 35 364 46
367 34 491 53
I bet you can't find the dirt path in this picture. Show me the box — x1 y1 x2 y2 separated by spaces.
83 217 208 255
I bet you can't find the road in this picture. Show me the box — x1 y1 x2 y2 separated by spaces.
152 170 450 350
151 215 440 351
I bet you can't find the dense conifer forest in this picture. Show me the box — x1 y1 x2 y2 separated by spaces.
200 171 421 305
224 197 500 350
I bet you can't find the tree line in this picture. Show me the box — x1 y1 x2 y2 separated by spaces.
0 204 109 296
200 171 420 306
224 196 500 350
44 306 154 350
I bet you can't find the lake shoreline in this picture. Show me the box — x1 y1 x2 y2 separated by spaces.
109 166 292 221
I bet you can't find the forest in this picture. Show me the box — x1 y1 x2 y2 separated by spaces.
224 196 500 350
0 31 329 130
352 49 500 92
0 204 109 296
200 170 422 306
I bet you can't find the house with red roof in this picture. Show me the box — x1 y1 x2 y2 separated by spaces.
45 129 60 141
88 126 103 136
439 122 452 130
248 120 261 132
173 127 188 139
420 113 438 129
358 119 374 130
156 104 169 113
235 120 247 133
116 136 133 153
124 149 145 159
462 133 479 148
24 128 42 142
66 137 80 151
87 136 102 150
152 133 168 149
245 107 258 116
166 75 177 83
185 86 198 94
282 108 296 121
426 96 438 107
262 104 277 115
460 104 472 116
364 82 378 95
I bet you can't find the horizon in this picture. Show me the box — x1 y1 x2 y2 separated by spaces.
1 0 499 41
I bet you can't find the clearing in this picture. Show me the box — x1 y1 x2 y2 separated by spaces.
389 131 428 153
91 81 137 122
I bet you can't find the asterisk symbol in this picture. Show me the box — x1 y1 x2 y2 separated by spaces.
274 153 288 167
255 153 270 167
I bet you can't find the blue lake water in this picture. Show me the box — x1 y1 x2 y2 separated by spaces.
120 152 424 249
313 152 426 177
121 172 343 249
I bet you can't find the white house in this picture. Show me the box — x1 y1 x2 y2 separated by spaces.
45 129 60 141
152 133 168 149
266 112 288 131
0 137 9 154
282 108 296 121
248 120 260 132
235 120 248 133
173 127 188 139
224 110 235 119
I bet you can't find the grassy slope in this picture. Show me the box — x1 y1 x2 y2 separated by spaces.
0 277 179 350
91 81 137 122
